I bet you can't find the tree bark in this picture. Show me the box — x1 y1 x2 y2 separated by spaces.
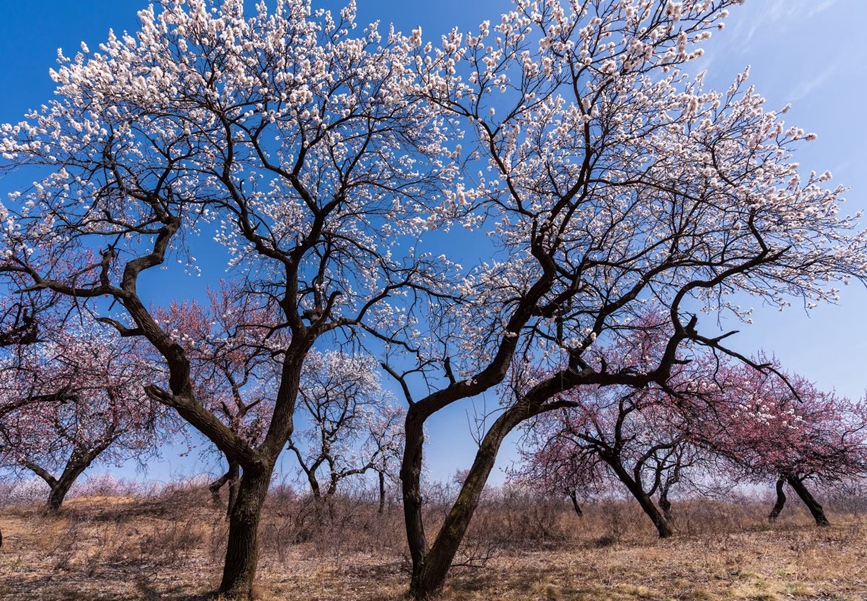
378 470 386 515
568 489 583 517
47 469 83 512
786 476 830 527
209 460 241 518
24 450 96 512
226 462 240 518
768 477 787 522
606 460 673 538
218 463 272 600
658 493 673 524
408 404 527 599
402 410 429 584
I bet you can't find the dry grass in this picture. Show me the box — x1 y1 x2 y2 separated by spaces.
1 487 866 600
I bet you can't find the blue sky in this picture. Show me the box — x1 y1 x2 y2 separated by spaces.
1 0 866 487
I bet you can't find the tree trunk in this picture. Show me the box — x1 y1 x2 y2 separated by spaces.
378 470 386 515
659 493 673 524
768 477 787 522
567 490 583 517
47 477 77 512
218 463 272 600
226 462 241 518
26 456 91 512
786 476 830 527
401 410 429 590
409 405 523 599
606 460 673 538
209 460 241 518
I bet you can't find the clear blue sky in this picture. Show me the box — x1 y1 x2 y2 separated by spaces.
1 0 866 487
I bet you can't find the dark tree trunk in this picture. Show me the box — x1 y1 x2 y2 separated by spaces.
226 462 241 518
402 411 429 589
378 470 386 515
768 477 787 522
568 489 583 517
47 474 79 512
408 405 525 599
209 460 241 518
659 493 673 524
218 463 272 600
606 461 673 538
786 476 830 527
25 451 95 512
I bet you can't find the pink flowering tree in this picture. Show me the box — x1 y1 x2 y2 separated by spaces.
156 285 284 517
508 421 609 517
515 389 701 537
700 362 867 527
0 321 166 511
510 315 715 538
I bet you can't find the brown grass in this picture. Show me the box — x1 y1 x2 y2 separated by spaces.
1 487 866 600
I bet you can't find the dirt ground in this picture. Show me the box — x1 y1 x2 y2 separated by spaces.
1 493 866 601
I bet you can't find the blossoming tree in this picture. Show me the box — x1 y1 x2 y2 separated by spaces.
288 350 405 505
384 0 867 595
0 0 865 598
510 315 715 538
0 1 454 597
156 285 283 517
701 362 867 527
0 321 165 510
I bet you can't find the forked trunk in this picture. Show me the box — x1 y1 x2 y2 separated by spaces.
606 461 673 538
218 464 272 600
408 406 522 599
24 447 103 513
630 483 673 538
768 477 787 521
786 476 830 527
47 478 77 512
209 460 241 519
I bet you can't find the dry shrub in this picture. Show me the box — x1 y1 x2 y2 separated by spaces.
257 484 407 569
4 473 867 601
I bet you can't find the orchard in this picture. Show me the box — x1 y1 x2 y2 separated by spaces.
1 1 866 600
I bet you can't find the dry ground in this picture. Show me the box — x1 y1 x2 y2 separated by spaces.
1 489 866 601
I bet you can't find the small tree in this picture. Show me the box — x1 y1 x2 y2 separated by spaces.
702 362 867 527
288 350 405 504
512 316 712 537
0 323 164 510
158 285 283 517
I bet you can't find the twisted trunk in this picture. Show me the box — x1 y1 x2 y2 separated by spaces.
768 477 787 522
786 476 830 527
